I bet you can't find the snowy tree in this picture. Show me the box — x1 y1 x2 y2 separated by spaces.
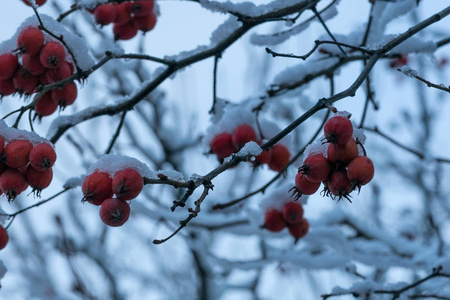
0 0 450 299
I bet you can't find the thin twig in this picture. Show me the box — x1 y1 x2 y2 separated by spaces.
312 6 347 57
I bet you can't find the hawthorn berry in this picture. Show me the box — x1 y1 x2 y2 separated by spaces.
12 67 39 95
0 135 4 153
263 209 286 232
17 27 45 56
268 144 290 172
51 82 77 108
34 92 58 119
100 197 130 227
0 168 27 202
22 54 45 76
25 166 53 196
29 142 56 171
327 171 353 201
232 124 258 150
94 4 117 26
82 171 113 206
287 218 309 242
2 139 33 168
115 3 133 25
112 168 144 200
347 156 374 189
0 226 8 250
291 173 321 199
327 138 359 164
0 79 15 97
0 53 19 80
210 132 236 161
22 0 47 6
132 13 157 33
45 61 72 83
298 153 330 183
113 22 139 41
39 41 66 69
324 115 353 145
281 202 304 225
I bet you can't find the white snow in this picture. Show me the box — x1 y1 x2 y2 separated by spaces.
86 154 152 178
0 120 54 146
399 65 418 78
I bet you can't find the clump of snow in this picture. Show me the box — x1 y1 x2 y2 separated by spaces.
63 176 85 189
353 128 366 145
0 120 54 147
152 169 186 182
237 141 262 157
304 142 328 159
399 65 418 78
87 154 152 178
0 15 95 71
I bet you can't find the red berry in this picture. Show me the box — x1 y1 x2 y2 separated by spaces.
291 173 321 199
132 13 157 33
327 138 359 164
113 22 139 40
287 218 309 241
2 139 33 168
0 79 15 97
51 82 77 108
112 168 144 200
0 168 27 202
232 124 258 150
268 144 290 172
29 142 56 171
0 135 4 153
298 154 330 183
126 1 154 17
327 171 352 200
22 0 47 6
25 165 53 196
82 171 113 206
94 4 117 26
34 91 58 119
0 54 19 80
281 201 304 225
115 3 132 25
0 226 8 250
324 115 353 145
263 209 286 232
22 54 45 76
347 156 374 188
45 61 72 83
210 132 237 161
17 27 45 56
13 67 39 95
39 41 66 69
100 198 130 227
389 54 408 68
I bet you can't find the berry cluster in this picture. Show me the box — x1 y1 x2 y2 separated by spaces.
389 54 408 69
209 124 291 171
0 135 56 202
0 26 78 119
292 114 374 201
22 0 47 6
91 1 157 41
82 168 144 227
0 225 8 251
263 201 309 242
